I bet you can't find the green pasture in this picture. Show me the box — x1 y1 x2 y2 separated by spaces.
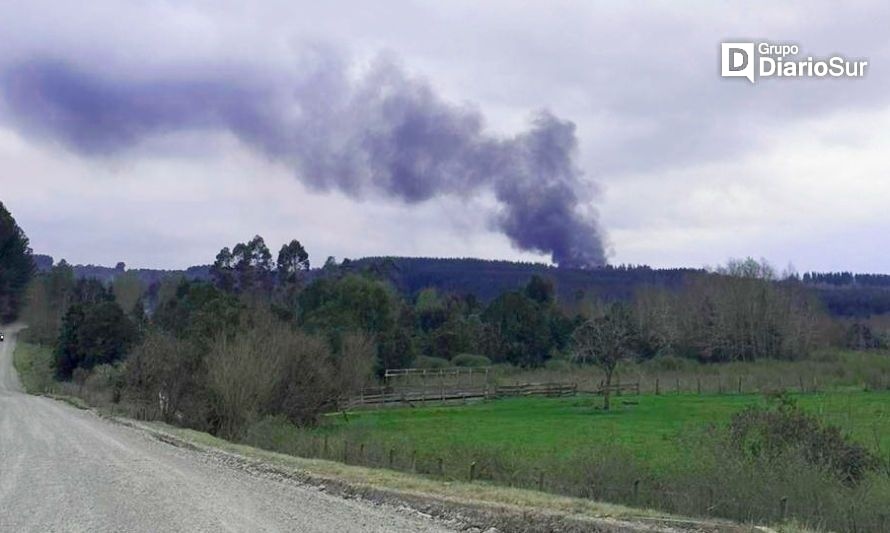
318 391 890 471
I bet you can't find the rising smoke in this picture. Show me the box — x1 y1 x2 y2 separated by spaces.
0 53 606 267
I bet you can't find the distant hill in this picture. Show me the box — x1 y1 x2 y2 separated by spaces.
801 272 890 317
343 256 701 302
33 254 211 286
32 253 890 317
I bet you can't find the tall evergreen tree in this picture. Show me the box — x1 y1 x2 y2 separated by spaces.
0 202 35 322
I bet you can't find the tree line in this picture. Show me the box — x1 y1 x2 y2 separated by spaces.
17 231 847 430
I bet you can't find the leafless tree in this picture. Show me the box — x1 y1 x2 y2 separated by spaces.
572 303 636 410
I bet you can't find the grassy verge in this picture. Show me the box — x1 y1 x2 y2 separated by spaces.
12 341 55 394
136 419 760 532
237 393 890 531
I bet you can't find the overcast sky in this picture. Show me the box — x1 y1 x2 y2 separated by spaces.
1 1 889 272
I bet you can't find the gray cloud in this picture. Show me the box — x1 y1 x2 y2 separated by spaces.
1 53 604 267
2 1 890 271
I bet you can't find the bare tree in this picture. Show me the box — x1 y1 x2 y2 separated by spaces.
126 329 203 424
571 303 636 410
205 313 286 438
336 332 376 394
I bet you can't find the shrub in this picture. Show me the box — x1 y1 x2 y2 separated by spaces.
55 300 138 379
206 310 372 437
268 329 338 427
452 353 491 367
127 329 207 425
728 394 879 484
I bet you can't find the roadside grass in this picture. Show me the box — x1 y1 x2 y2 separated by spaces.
239 392 890 531
12 341 55 394
138 420 754 532
12 341 102 410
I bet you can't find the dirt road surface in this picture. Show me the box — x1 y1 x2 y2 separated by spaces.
0 326 455 532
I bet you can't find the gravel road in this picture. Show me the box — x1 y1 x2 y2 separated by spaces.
0 326 455 532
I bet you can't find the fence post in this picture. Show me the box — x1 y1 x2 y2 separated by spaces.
655 377 660 395
469 461 477 482
389 448 395 468
779 496 788 521
437 457 444 477
738 376 742 394
411 450 417 473
359 443 365 463
718 378 723 395
633 479 640 502
342 441 349 464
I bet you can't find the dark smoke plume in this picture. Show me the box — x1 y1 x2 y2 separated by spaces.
1 55 606 267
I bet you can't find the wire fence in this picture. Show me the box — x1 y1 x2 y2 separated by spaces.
262 433 889 532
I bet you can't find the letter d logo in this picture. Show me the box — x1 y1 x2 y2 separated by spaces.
721 42 755 83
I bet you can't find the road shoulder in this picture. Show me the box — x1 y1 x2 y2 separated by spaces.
116 417 764 533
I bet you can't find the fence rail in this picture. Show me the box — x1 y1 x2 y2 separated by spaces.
494 382 578 398
342 386 491 409
579 381 641 396
340 380 643 410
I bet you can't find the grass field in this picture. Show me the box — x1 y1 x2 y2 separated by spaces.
311 391 890 472
242 389 890 530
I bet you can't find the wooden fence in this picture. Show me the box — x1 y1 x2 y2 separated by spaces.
493 382 577 398
580 381 641 396
340 380 641 410
342 385 490 409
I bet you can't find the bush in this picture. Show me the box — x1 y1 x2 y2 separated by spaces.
205 317 293 438
451 353 491 367
82 363 126 405
127 329 207 425
205 310 371 437
414 355 450 369
728 394 880 484
55 300 138 379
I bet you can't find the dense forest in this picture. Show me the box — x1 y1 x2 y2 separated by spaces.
38 253 890 319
